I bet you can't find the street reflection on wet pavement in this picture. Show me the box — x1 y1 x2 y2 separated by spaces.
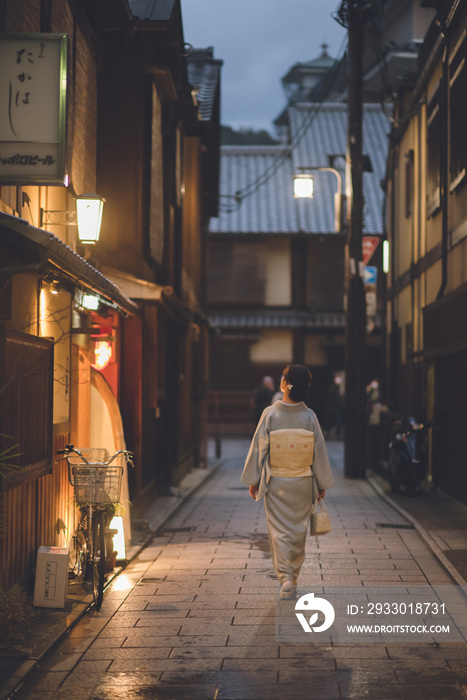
14 439 467 699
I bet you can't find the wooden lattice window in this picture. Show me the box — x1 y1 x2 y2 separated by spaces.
1 331 53 489
426 85 441 217
449 31 467 192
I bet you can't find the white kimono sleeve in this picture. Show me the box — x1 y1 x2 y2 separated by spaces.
312 416 335 490
240 408 271 499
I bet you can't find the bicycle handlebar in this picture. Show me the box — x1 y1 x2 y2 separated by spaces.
106 449 134 467
56 444 134 467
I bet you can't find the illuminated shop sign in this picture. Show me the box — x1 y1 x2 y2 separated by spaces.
0 33 67 184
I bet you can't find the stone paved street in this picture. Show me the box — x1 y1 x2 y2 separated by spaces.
15 439 467 699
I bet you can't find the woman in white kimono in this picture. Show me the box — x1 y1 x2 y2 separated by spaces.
241 365 334 599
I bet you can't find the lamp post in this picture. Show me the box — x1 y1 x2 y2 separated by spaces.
344 0 367 479
293 166 344 233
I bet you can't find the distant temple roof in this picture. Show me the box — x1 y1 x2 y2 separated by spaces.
280 44 338 104
282 44 336 84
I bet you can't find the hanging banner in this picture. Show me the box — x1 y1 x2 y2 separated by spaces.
0 33 67 185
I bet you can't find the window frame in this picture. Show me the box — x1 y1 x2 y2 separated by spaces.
426 84 441 218
449 30 467 193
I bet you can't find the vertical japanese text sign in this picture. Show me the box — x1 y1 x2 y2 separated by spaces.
0 33 67 184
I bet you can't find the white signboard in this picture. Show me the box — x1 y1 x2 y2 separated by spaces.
0 33 67 184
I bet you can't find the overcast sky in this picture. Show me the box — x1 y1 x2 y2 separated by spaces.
181 0 347 133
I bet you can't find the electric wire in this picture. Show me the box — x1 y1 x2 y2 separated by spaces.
367 15 394 100
216 34 349 214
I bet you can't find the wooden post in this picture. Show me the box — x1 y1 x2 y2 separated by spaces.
345 0 367 478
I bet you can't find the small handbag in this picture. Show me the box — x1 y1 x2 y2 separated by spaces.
309 499 331 535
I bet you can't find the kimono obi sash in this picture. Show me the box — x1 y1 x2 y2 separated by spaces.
269 428 314 477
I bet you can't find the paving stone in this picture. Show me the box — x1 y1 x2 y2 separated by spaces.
279 645 389 659
93 681 215 700
59 659 110 688
54 690 101 700
83 646 172 660
170 646 280 659
107 657 224 674
207 559 249 568
54 637 95 654
396 666 467 683
232 607 276 618
159 669 277 685
222 657 336 671
335 657 448 671
233 595 277 609
197 585 243 595
130 619 183 633
122 633 229 647
226 631 278 645
187 610 235 621
385 643 443 659
89 636 128 649
340 681 465 699
178 621 236 635
231 617 275 628
13 440 467 700
321 575 365 584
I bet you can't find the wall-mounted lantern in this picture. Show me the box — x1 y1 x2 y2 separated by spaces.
40 193 106 244
75 194 105 244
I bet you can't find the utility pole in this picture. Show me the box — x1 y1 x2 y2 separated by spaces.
344 0 367 478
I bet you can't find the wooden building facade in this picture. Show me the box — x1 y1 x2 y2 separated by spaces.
0 0 221 589
385 0 467 503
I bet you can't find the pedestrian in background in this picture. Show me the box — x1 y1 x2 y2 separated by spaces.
250 375 275 423
326 372 345 437
241 364 334 599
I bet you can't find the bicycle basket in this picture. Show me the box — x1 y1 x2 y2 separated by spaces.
72 465 123 505
66 448 110 486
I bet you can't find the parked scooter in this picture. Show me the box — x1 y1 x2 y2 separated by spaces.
387 417 427 496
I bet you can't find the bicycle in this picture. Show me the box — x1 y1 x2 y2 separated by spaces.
57 444 134 609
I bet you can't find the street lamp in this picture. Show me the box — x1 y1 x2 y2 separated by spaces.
293 174 314 198
293 166 344 232
40 193 106 244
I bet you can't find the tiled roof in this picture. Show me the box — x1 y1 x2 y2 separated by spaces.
210 146 299 234
128 0 175 21
0 211 139 315
209 310 347 330
209 103 390 236
289 103 389 234
187 49 222 122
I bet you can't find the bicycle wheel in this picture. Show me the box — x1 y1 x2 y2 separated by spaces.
70 529 89 579
91 510 106 609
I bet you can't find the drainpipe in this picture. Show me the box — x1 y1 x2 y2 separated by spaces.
437 31 449 300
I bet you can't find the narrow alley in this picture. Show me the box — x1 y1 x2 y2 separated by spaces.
12 440 467 700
